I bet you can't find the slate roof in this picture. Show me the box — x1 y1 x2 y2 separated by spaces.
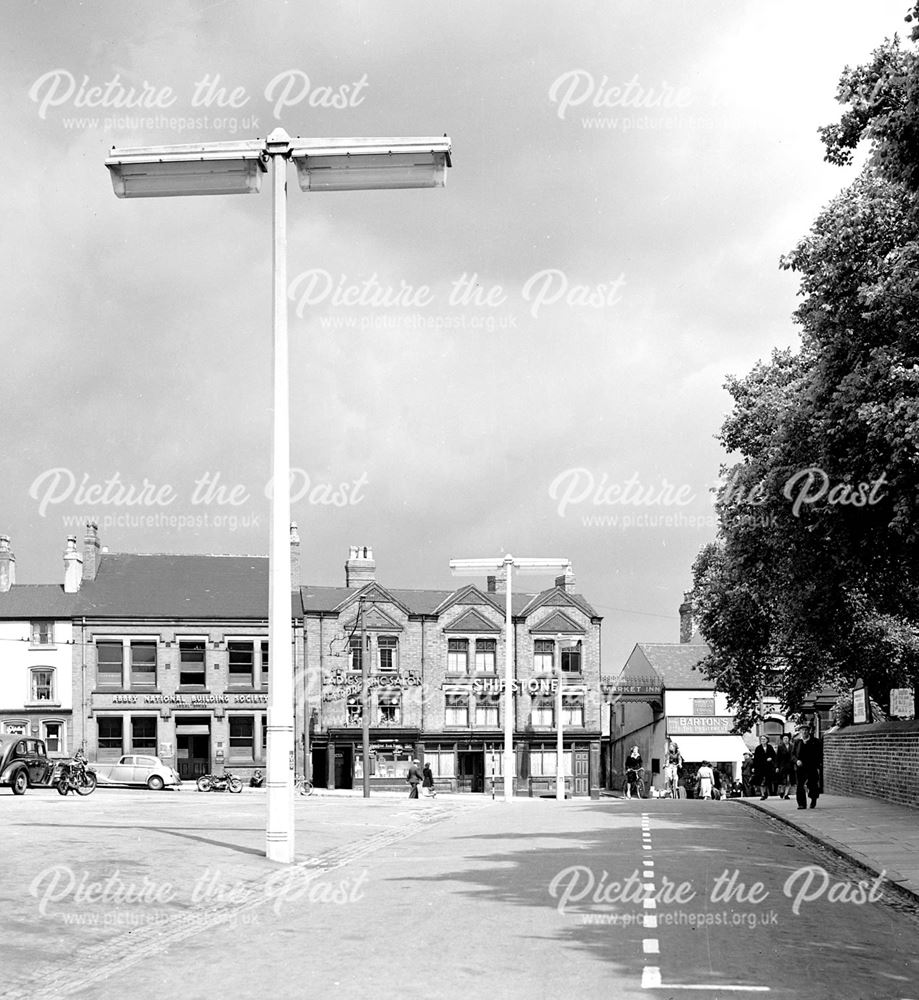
636 642 713 689
75 553 300 619
0 584 77 619
300 584 600 619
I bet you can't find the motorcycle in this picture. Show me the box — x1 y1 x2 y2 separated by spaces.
55 756 97 796
196 770 243 793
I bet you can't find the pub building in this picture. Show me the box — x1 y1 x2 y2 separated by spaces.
302 547 604 796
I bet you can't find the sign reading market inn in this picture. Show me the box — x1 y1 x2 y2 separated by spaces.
666 716 735 735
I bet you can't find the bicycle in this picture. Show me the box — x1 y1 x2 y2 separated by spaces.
623 767 645 800
294 774 313 796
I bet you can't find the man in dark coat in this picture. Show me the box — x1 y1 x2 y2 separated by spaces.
752 735 776 800
794 725 823 809
406 758 423 799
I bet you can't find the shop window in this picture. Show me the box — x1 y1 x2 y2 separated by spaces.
531 698 554 728
561 641 582 675
445 693 470 727
562 695 584 727
356 748 411 780
98 717 124 758
534 640 554 674
378 636 398 672
229 716 255 761
130 642 157 690
131 717 157 752
475 693 500 727
346 696 363 725
424 750 455 778
447 638 468 674
97 642 124 688
378 691 402 725
474 639 496 674
530 749 573 777
260 641 269 689
30 620 54 646
228 641 255 688
30 668 54 703
43 722 63 754
179 641 206 687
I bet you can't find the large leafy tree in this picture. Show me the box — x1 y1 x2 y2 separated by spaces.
693 8 919 730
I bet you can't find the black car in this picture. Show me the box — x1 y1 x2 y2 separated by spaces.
0 734 55 794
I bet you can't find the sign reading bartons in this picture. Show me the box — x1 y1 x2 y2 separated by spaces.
666 716 734 735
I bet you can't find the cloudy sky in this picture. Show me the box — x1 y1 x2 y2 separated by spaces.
1 0 908 666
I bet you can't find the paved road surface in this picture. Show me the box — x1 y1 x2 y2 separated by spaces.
1 791 917 999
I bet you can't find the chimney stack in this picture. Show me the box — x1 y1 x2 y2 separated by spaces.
290 523 301 589
0 536 15 593
345 545 376 589
64 536 83 593
555 565 576 593
82 521 101 582
679 590 694 643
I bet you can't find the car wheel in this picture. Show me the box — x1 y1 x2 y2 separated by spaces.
147 775 165 791
57 781 69 796
11 770 28 795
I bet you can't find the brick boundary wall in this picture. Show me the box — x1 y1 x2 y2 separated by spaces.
824 720 919 809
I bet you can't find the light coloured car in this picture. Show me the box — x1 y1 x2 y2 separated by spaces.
93 754 181 790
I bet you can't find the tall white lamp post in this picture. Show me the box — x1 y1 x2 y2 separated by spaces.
106 129 451 863
449 555 570 803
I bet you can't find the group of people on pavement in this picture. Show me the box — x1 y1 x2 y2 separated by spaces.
743 725 822 808
624 725 823 805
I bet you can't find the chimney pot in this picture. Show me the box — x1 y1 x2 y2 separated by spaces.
0 535 15 593
82 521 101 582
290 522 301 589
679 590 694 643
64 535 83 593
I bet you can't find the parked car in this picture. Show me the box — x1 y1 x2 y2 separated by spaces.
93 754 181 790
0 734 56 794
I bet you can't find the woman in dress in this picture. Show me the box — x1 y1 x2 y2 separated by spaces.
696 760 715 800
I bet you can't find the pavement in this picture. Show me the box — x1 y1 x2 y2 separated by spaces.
737 791 919 900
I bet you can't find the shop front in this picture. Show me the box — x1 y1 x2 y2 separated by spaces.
666 716 750 784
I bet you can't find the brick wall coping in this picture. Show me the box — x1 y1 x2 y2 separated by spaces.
826 720 919 737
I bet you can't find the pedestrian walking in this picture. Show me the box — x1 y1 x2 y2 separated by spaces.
741 753 754 797
421 762 436 798
406 758 423 799
752 735 776 800
663 739 682 798
775 734 794 800
794 725 822 809
697 760 715 799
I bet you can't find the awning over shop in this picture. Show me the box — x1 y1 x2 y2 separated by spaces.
673 735 749 764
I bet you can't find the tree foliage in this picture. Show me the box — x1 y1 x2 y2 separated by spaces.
693 8 919 730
